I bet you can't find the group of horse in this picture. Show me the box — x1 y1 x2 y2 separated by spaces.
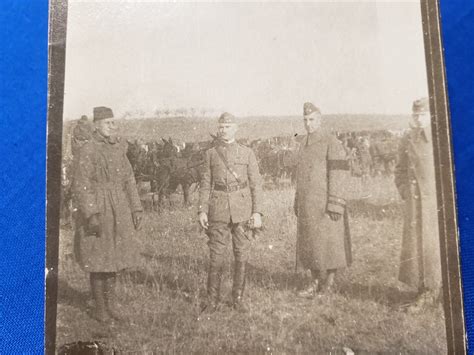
60 128 404 220
338 130 402 180
126 137 208 210
124 130 402 211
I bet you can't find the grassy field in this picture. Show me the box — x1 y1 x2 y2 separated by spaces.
56 175 447 354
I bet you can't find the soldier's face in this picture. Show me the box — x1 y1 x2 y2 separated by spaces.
218 123 238 142
413 112 430 129
95 118 117 138
303 113 322 134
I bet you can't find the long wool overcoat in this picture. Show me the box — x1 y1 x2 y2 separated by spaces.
72 131 143 273
394 126 441 290
294 131 351 272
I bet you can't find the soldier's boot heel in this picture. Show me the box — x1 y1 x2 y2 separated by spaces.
90 274 110 323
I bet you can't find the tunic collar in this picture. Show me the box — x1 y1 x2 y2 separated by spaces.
217 139 237 149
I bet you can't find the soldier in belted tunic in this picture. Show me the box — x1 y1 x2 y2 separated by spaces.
198 112 263 313
394 98 442 309
73 106 143 323
294 103 351 298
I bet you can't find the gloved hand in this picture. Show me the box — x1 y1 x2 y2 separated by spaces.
132 211 143 231
250 212 262 229
199 212 209 230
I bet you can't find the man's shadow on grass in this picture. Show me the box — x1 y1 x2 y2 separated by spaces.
58 256 415 310
125 253 416 307
130 252 307 294
337 282 418 307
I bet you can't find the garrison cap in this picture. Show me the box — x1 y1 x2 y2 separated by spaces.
412 97 429 114
218 112 236 124
93 106 114 122
303 102 321 116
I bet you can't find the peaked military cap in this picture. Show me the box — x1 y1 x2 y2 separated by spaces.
93 106 114 121
218 112 236 124
303 102 321 116
412 97 429 114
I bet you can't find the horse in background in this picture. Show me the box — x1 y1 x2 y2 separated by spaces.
151 138 205 211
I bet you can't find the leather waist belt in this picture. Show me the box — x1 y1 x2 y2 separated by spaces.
214 181 248 192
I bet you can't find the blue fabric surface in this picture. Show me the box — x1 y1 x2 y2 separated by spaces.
0 1 48 353
440 1 474 353
0 0 472 353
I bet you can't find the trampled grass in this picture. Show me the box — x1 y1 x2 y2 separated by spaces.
56 176 446 354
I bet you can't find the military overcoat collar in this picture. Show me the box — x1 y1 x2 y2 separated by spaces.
304 130 326 146
92 130 119 145
409 125 431 144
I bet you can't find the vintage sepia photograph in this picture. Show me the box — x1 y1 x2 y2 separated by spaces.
46 0 464 353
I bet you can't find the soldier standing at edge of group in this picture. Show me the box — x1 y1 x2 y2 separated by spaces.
69 115 93 257
294 102 351 298
73 106 143 323
198 112 263 313
394 98 442 310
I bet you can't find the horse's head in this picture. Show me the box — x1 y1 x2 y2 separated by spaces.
161 137 179 157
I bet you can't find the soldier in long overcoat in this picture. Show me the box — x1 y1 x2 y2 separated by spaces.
69 115 93 259
73 106 143 323
198 112 263 313
394 98 441 307
294 103 351 298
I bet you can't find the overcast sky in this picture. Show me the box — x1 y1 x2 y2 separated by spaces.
63 0 428 119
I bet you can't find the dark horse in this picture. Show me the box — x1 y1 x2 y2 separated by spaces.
151 138 205 211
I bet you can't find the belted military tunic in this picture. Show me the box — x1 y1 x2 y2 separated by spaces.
198 141 263 264
394 126 441 290
72 131 143 273
294 131 351 272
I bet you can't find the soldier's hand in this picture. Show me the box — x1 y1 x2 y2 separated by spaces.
327 211 342 221
199 212 209 230
88 213 101 237
251 212 262 229
132 211 143 231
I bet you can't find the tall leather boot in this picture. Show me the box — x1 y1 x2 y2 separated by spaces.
103 273 123 322
90 273 109 323
202 266 221 313
232 261 248 313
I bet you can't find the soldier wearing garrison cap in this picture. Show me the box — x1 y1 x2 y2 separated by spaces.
198 112 263 313
72 106 143 323
294 102 351 298
395 97 441 310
